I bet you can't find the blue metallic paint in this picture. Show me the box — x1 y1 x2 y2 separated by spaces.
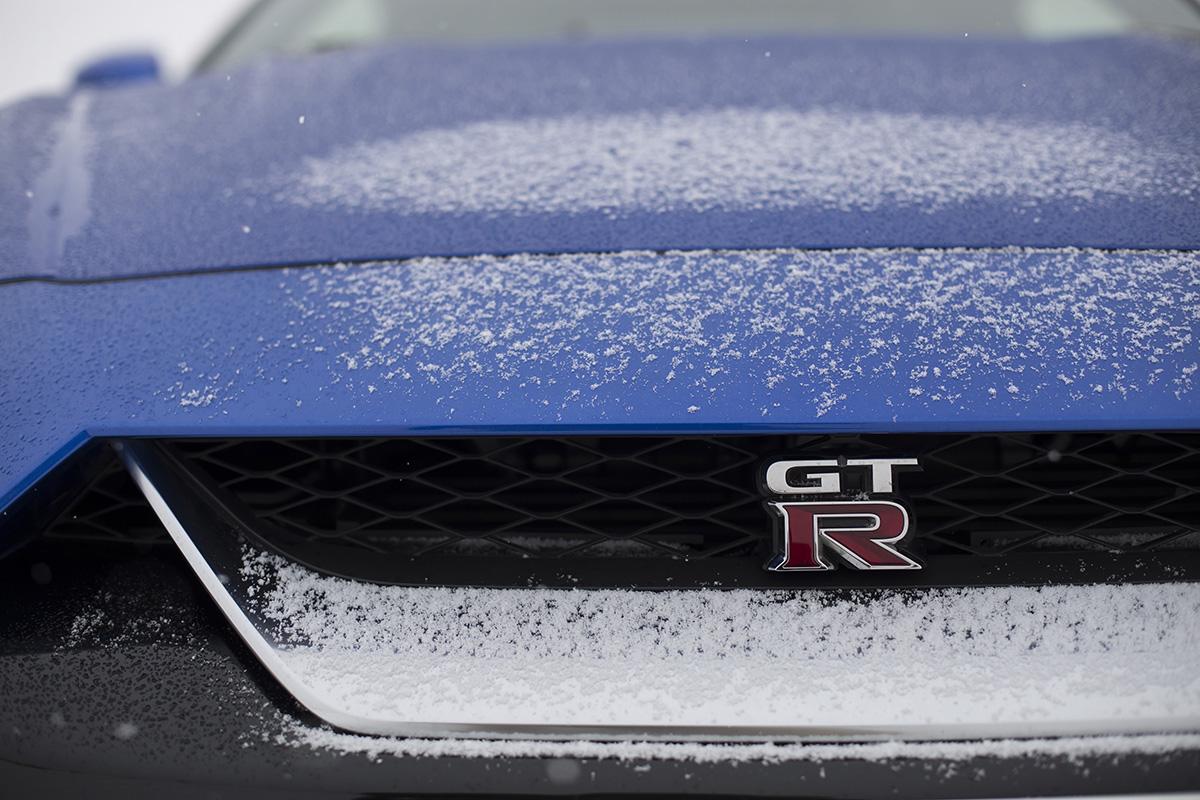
1 36 1199 516
2 249 1197 514
0 36 1198 283
74 52 161 90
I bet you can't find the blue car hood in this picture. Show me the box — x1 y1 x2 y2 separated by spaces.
2 246 1198 512
1 34 1199 282
1 35 1198 513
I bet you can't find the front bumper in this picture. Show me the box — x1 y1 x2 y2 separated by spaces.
3 538 1199 798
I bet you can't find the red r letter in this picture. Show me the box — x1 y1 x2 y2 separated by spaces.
767 501 921 571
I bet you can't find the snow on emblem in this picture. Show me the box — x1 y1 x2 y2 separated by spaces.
762 457 923 571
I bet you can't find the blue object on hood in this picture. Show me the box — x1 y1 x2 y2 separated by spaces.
0 35 1198 283
74 52 160 90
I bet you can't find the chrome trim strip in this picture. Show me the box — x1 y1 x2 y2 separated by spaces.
118 440 1200 742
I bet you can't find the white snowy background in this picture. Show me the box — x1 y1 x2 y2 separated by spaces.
0 0 249 107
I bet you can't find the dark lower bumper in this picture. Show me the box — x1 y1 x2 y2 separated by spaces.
1 542 1198 798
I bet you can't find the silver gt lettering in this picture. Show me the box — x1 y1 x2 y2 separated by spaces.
765 457 920 495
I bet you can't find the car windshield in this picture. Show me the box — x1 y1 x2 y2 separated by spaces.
202 0 1200 70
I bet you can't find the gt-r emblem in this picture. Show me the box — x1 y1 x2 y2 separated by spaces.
762 458 922 572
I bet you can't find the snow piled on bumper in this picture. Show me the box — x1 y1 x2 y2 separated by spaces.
243 549 1200 733
285 727 1200 764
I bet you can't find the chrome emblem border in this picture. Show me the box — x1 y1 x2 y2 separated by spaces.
761 457 923 572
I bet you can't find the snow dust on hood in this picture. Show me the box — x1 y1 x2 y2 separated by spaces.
2 35 1199 281
280 106 1199 217
278 247 1199 424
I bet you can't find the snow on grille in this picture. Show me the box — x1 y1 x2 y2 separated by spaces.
243 548 1200 730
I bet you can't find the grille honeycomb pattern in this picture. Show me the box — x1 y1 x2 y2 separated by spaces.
42 457 165 545
170 432 1200 561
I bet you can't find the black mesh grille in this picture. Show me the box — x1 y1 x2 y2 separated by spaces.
41 457 165 545
169 432 1200 563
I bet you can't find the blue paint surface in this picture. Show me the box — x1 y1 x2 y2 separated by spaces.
1 249 1197 513
0 35 1197 282
2 34 1198 515
74 52 160 89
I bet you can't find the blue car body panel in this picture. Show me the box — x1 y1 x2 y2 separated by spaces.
2 248 1198 512
0 35 1198 515
0 35 1198 283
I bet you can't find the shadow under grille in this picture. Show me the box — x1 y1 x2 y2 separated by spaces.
41 456 165 546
